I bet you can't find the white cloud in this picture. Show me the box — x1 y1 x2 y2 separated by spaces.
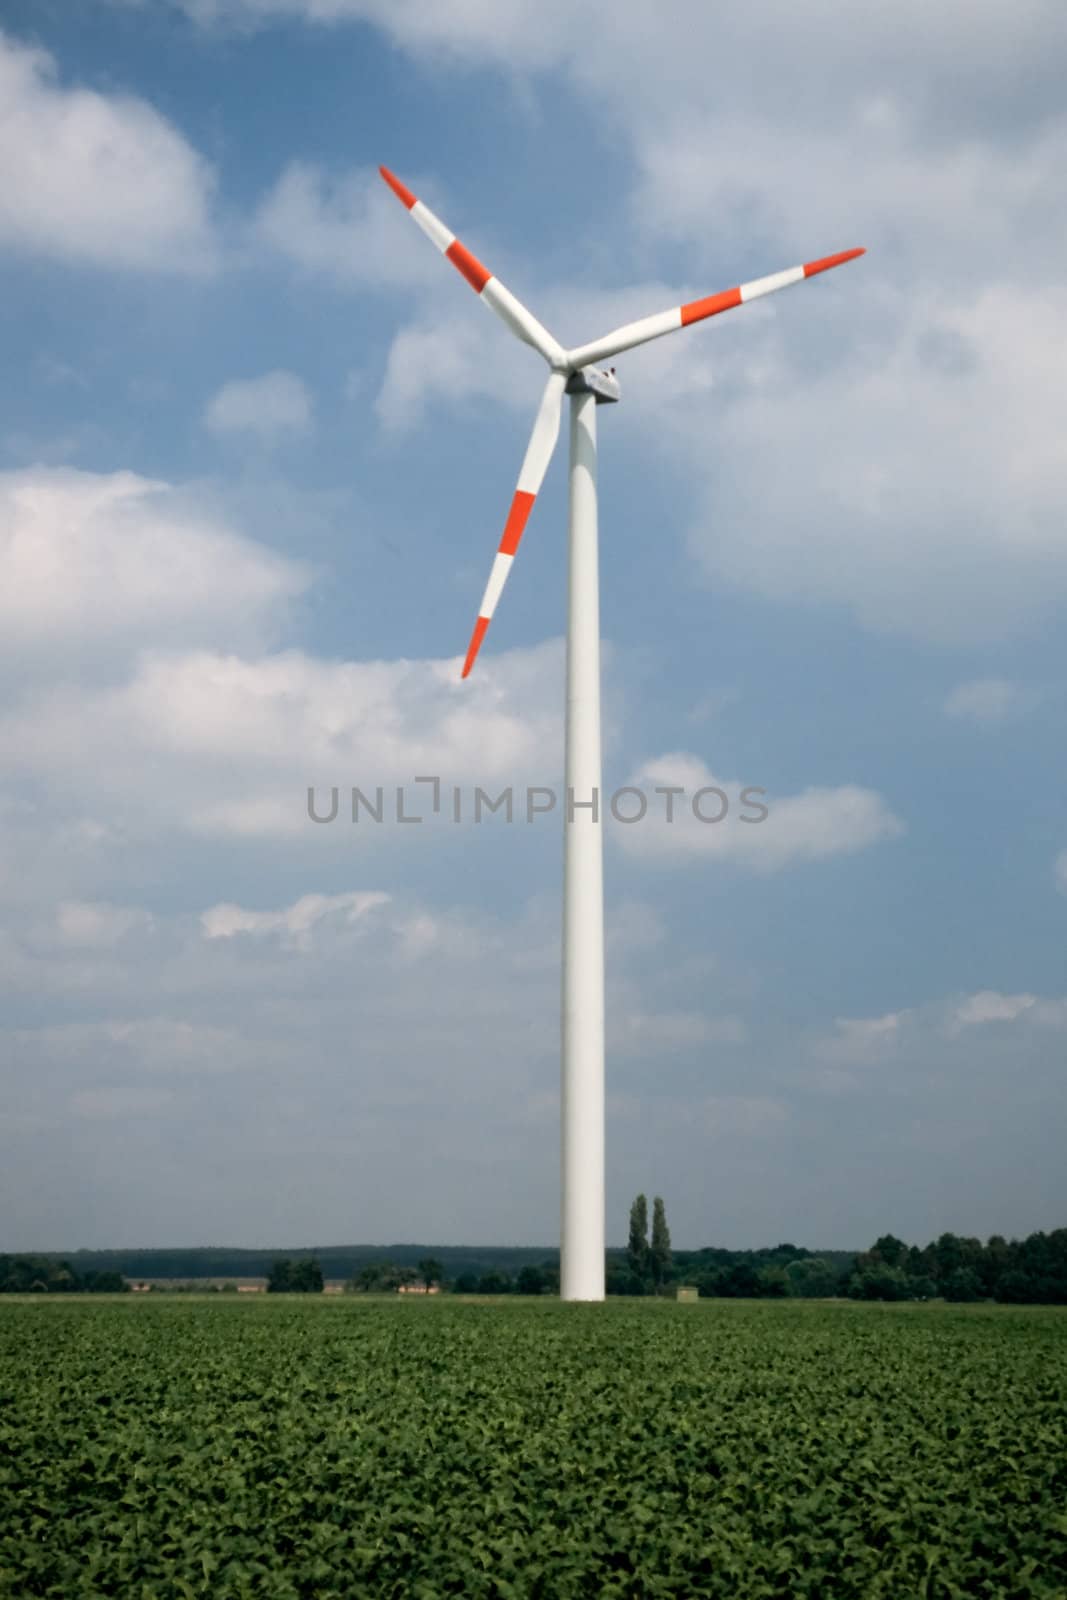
675 285 1067 645
814 1011 909 1066
204 371 313 441
951 990 1036 1029
56 901 151 948
374 270 1067 649
614 753 902 870
0 30 217 272
173 0 1067 165
940 990 1067 1037
375 280 724 436
0 468 309 659
944 678 1033 724
611 1008 746 1056
377 317 523 433
174 0 578 63
0 639 563 839
800 987 1067 1107
201 889 389 948
14 1017 288 1076
256 161 444 288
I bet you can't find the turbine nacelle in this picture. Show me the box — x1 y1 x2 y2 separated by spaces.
379 164 863 677
565 366 620 405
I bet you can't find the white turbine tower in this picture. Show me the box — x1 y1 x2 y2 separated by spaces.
381 165 863 1302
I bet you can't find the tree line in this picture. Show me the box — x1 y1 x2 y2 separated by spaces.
644 1224 1067 1304
842 1230 1067 1304
5 1221 1066 1302
0 1255 127 1294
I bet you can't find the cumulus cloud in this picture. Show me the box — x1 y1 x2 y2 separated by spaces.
204 371 313 441
611 1009 746 1056
676 285 1067 645
55 901 152 949
0 639 563 839
256 162 444 288
377 316 523 433
944 678 1034 724
951 990 1036 1029
0 30 217 272
201 889 389 948
18 1018 290 1077
4 866 1066 1246
173 0 577 62
614 753 902 870
0 468 309 660
375 280 722 435
949 990 1067 1032
814 1011 910 1066
0 884 571 1243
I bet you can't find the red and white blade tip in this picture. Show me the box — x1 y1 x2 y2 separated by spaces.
804 247 865 275
380 166 416 209
379 164 493 296
462 617 490 679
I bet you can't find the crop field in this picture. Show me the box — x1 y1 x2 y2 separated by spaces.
1 1297 1064 1599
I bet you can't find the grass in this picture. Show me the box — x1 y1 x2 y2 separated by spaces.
1 1295 1064 1598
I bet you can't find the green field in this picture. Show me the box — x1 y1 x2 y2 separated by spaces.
1 1298 1064 1599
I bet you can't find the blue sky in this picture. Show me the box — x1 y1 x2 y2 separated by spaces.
1 0 1065 1253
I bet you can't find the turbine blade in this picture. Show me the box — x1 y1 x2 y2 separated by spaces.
380 166 564 366
565 248 866 368
461 371 566 679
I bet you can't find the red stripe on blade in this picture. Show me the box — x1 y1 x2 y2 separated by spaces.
446 239 492 293
499 490 536 557
461 616 490 679
379 166 417 209
803 247 865 278
680 285 743 326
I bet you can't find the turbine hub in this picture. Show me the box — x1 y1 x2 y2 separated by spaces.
565 365 620 404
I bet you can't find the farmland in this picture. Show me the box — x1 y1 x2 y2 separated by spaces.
1 1298 1064 1598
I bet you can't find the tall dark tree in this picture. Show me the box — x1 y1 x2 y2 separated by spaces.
291 1258 324 1293
477 1269 512 1294
785 1257 839 1298
268 1257 322 1293
934 1232 964 1282
870 1234 909 1269
650 1196 672 1286
267 1259 293 1294
942 1266 983 1302
417 1257 443 1290
627 1194 649 1281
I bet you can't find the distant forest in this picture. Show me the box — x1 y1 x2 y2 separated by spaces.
3 1227 1066 1302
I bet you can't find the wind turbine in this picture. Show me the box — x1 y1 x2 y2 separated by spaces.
380 164 863 1302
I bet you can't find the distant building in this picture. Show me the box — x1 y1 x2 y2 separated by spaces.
676 1286 699 1302
397 1283 440 1295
